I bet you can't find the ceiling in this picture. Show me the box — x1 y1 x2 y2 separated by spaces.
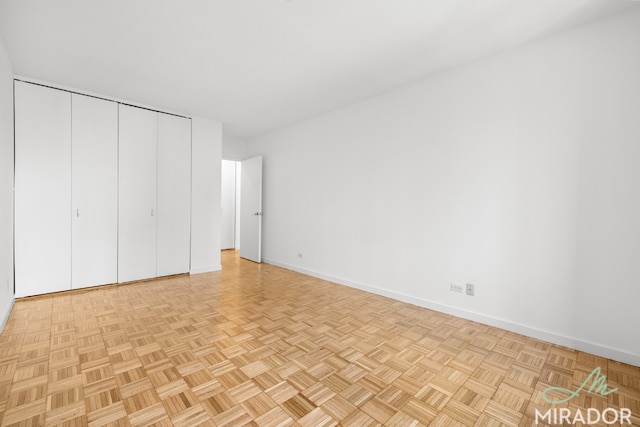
0 0 637 139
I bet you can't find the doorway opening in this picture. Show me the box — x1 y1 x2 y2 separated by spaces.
221 159 241 251
221 156 263 263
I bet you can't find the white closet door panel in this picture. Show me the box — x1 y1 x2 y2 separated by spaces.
118 105 157 282
71 94 118 289
14 82 72 297
157 114 191 276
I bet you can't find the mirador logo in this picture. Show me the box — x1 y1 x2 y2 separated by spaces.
535 366 633 425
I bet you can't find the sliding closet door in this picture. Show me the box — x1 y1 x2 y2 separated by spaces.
14 82 72 297
71 94 118 289
157 113 191 276
118 105 157 282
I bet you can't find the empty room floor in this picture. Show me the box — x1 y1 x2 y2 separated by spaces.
0 251 638 426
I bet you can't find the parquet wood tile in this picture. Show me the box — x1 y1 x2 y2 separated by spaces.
254 405 293 427
1 250 638 426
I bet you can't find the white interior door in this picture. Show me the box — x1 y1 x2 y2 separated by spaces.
240 156 262 263
221 160 237 250
14 82 72 297
71 94 118 289
118 105 158 282
157 113 191 276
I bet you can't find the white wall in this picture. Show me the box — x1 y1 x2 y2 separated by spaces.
222 135 247 161
191 117 223 273
0 33 14 331
246 9 640 366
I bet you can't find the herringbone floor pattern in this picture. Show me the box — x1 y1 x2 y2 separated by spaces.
0 251 638 426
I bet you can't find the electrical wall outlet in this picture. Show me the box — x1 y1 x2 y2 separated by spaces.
450 283 463 293
466 283 475 296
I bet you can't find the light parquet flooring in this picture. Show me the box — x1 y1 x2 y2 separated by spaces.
0 251 638 426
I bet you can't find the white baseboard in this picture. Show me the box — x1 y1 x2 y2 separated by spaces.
190 264 222 275
0 297 14 334
263 257 639 367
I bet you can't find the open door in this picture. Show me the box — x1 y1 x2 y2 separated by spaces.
240 156 262 262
